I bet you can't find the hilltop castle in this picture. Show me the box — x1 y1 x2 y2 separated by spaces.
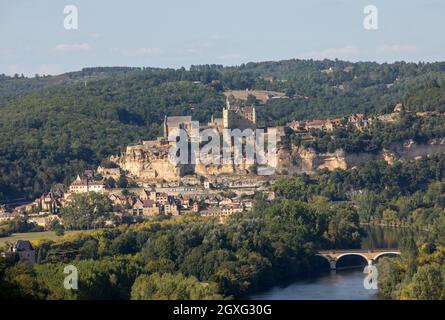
163 98 256 138
223 98 256 130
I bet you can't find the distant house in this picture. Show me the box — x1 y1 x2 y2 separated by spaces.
305 120 326 131
260 76 274 83
2 241 36 265
179 195 193 210
287 120 303 132
192 201 200 213
69 174 106 194
149 191 170 205
220 204 244 216
201 207 224 218
130 199 160 217
219 197 234 206
109 193 129 207
348 113 369 130
164 202 180 216
33 190 63 214
0 208 18 222
139 189 151 201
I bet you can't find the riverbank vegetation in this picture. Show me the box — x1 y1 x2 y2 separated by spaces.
0 195 362 300
273 153 445 230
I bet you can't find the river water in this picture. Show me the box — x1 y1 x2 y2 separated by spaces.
249 226 421 300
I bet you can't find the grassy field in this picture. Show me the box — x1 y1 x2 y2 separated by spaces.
0 230 84 245
224 90 286 104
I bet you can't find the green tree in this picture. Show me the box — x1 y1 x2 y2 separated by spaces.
61 192 113 230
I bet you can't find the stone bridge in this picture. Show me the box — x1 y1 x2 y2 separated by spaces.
317 249 401 270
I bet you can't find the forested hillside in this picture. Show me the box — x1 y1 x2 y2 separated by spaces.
2 59 445 202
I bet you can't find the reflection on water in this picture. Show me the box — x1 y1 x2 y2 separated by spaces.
361 225 424 250
249 269 380 300
249 226 422 300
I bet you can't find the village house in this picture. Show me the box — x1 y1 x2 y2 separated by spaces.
0 206 19 222
130 199 160 217
201 207 225 218
260 76 274 83
108 193 130 207
138 189 151 201
69 174 106 194
164 201 180 216
2 240 36 265
152 192 170 205
33 191 63 214
305 120 326 131
219 197 234 206
179 194 193 210
347 113 369 131
287 120 303 132
204 196 220 207
220 204 244 216
192 201 200 213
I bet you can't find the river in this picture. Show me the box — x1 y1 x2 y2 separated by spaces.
249 226 422 300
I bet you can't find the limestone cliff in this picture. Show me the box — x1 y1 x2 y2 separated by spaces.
276 138 445 174
276 146 347 174
112 138 445 181
110 142 183 182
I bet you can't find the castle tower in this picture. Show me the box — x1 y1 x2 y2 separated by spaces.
223 108 230 129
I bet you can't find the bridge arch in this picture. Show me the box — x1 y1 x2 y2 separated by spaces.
314 254 334 270
372 251 401 262
335 253 370 268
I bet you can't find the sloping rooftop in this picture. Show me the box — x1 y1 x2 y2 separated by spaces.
13 240 34 251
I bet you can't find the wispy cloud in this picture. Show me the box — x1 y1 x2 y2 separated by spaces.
55 43 91 52
297 45 359 60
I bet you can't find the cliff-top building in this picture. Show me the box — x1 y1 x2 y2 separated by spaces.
163 115 193 139
223 98 256 130
163 99 257 140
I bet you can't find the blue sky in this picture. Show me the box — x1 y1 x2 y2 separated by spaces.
0 0 444 76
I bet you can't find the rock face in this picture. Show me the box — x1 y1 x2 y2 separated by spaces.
276 138 445 174
276 146 347 174
111 142 184 182
112 138 445 182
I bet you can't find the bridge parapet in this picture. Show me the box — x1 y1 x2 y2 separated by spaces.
316 249 400 270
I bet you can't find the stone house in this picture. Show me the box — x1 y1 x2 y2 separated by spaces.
69 175 106 194
164 202 180 216
192 201 200 213
2 240 36 265
109 193 130 207
130 199 160 217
